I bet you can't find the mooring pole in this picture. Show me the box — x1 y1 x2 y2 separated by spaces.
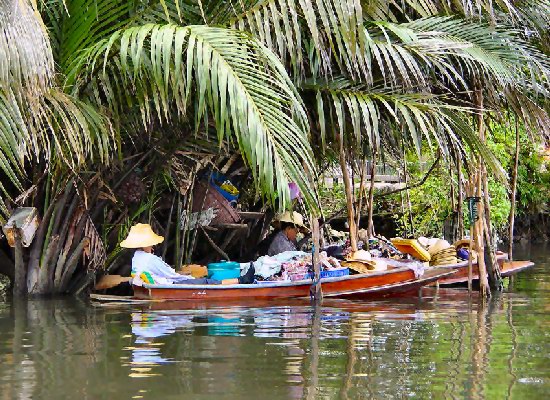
311 217 323 301
466 196 480 294
13 229 27 297
468 227 474 293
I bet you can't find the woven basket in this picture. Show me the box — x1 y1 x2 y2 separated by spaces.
192 182 240 225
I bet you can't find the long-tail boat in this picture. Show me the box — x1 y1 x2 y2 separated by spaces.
418 252 535 286
132 266 455 301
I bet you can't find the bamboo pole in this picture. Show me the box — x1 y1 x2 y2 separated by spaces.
508 118 520 260
457 154 464 239
355 157 367 234
366 148 378 240
475 170 490 298
338 136 358 252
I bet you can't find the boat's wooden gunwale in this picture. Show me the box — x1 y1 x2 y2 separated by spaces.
133 267 456 301
322 269 455 297
431 255 533 286
140 266 415 291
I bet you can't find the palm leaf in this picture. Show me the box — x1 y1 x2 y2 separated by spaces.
311 80 507 182
0 0 54 92
72 24 319 211
0 87 115 219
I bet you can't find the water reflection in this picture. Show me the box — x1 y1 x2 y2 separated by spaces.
1 247 549 399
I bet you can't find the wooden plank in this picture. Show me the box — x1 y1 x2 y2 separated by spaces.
213 223 249 230
237 211 265 219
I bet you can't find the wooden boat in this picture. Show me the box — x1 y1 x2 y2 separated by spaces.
422 253 535 286
132 266 456 301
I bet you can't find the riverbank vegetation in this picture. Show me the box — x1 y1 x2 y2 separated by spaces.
0 0 548 296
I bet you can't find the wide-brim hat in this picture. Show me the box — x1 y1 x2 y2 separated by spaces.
342 258 387 273
427 239 451 256
274 211 309 233
346 249 372 263
120 223 164 248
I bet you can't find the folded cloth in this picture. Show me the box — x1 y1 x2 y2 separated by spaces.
385 259 425 278
182 264 208 278
131 250 194 286
242 251 307 279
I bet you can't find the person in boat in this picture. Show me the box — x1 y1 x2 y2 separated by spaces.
267 211 309 256
121 223 255 285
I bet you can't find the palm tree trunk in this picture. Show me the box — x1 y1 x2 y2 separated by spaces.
508 118 520 260
338 136 358 252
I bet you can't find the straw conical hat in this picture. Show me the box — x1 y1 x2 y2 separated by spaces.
427 239 451 256
346 249 372 262
275 211 309 232
120 223 164 248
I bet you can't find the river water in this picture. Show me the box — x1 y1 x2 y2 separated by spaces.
0 245 548 399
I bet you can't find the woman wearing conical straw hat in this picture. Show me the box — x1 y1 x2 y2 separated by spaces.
121 223 255 286
267 211 310 256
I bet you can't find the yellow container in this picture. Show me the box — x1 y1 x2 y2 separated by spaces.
391 238 431 262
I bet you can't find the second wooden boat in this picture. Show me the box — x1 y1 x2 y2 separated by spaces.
422 253 534 286
133 266 456 301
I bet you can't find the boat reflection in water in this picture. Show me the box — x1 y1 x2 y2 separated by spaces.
122 295 444 398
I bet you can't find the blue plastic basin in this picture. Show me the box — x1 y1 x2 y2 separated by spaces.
207 261 240 280
210 269 241 280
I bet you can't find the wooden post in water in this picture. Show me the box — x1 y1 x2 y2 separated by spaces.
13 229 27 297
468 227 474 293
311 217 323 301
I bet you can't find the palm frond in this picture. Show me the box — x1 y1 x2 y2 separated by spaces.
0 0 54 92
311 80 507 181
72 24 318 210
210 0 368 80
406 17 550 88
0 87 115 178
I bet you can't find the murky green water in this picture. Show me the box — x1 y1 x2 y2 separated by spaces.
1 245 549 399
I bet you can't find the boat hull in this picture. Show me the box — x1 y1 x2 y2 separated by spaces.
132 267 455 301
427 254 534 286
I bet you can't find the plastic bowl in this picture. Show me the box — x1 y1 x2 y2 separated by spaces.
209 269 241 280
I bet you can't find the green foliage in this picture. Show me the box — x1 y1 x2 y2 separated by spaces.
488 121 550 215
389 160 453 238
318 183 347 217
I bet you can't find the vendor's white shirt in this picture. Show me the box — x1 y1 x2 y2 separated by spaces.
131 250 193 286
